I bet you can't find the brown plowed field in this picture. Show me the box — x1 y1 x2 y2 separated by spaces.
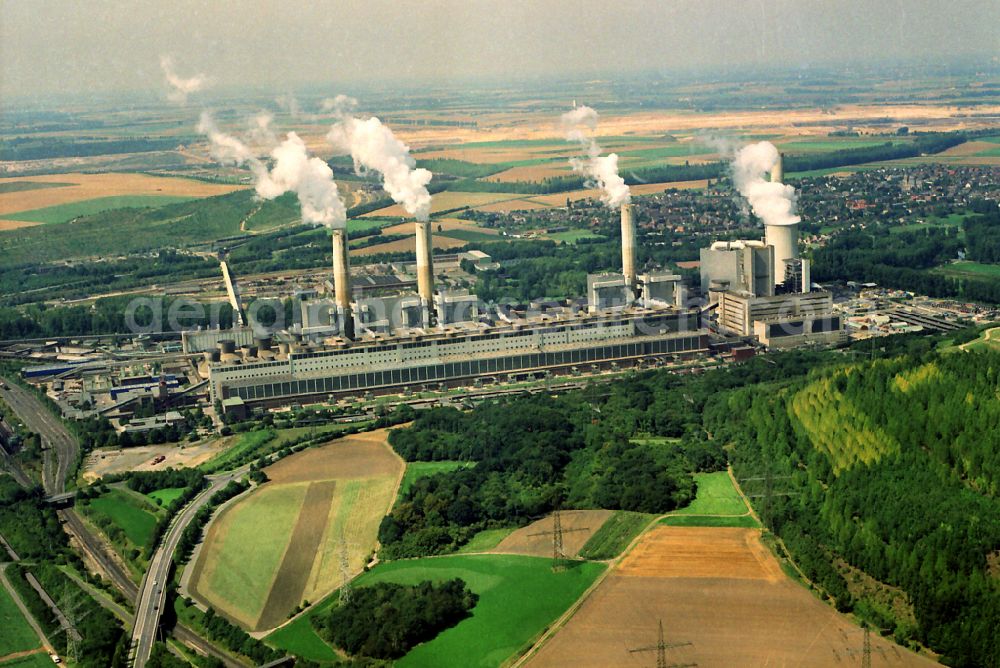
494 510 614 558
525 526 938 668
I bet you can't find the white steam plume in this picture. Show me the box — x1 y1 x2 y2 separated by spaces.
321 94 358 115
327 115 432 221
732 141 799 227
160 55 206 104
561 105 630 209
197 112 345 229
275 94 301 117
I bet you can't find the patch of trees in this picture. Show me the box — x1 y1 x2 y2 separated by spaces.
124 467 205 494
0 135 182 161
811 224 1000 304
197 606 283 665
712 352 1000 666
0 478 67 560
379 352 831 558
783 133 966 173
313 580 477 660
963 206 1000 264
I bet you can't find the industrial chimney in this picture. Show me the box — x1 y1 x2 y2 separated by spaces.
331 229 354 339
415 220 436 324
764 153 798 286
620 203 637 300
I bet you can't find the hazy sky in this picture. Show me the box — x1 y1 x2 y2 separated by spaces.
2 0 998 100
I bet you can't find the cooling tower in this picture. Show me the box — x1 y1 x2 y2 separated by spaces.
620 203 637 299
766 152 797 285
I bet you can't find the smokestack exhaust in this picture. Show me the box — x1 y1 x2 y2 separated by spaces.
621 203 637 300
331 230 354 339
415 221 436 324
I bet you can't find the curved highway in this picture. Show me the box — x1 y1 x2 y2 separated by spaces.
0 375 243 667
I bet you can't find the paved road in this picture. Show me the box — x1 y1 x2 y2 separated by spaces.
130 468 249 668
0 375 243 667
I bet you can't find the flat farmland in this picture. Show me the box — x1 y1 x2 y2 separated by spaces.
267 554 605 667
0 172 245 223
359 190 525 218
187 429 404 631
524 526 937 667
350 234 467 256
493 510 614 558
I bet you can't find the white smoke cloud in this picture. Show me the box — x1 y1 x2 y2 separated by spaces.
160 55 206 104
732 141 799 227
246 112 277 151
561 105 630 209
197 112 345 229
327 115 432 221
321 94 358 116
275 93 301 117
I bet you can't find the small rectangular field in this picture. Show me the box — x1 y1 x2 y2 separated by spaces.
492 510 614 558
524 526 937 667
187 429 405 631
81 487 160 547
266 554 606 667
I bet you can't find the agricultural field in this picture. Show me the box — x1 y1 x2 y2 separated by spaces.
577 511 653 560
935 260 1000 279
359 191 525 218
0 654 53 668
266 554 606 667
188 429 404 631
524 526 936 667
0 578 44 658
492 510 614 558
0 172 244 227
957 326 1000 352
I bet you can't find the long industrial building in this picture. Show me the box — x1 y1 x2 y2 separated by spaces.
203 206 709 406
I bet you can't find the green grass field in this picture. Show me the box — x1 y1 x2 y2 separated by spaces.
0 580 43 656
936 261 1000 278
547 229 605 243
455 527 516 554
199 483 305 625
3 195 196 224
660 514 760 528
0 654 54 668
266 554 605 666
578 511 653 560
84 488 160 547
629 436 681 446
145 487 186 506
674 471 750 517
0 181 75 194
398 461 472 497
201 429 276 471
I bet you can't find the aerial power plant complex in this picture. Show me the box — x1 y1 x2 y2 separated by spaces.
185 126 842 409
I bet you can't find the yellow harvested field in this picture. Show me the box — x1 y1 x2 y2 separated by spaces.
485 164 572 183
350 235 466 257
475 198 552 212
0 172 246 216
526 526 938 667
380 217 499 237
360 190 523 218
937 140 998 157
493 510 614 558
0 219 41 231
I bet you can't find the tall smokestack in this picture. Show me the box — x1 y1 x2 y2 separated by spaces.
620 203 637 299
331 230 354 338
415 221 435 323
765 152 797 286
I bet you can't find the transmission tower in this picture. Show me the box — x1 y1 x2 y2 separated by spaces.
862 626 872 668
338 534 353 604
739 468 797 529
57 587 90 663
528 508 588 570
627 619 695 668
841 624 892 666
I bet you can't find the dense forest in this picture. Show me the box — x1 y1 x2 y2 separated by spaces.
708 351 1000 666
313 579 477 659
379 352 829 558
810 209 1000 303
0 135 183 161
